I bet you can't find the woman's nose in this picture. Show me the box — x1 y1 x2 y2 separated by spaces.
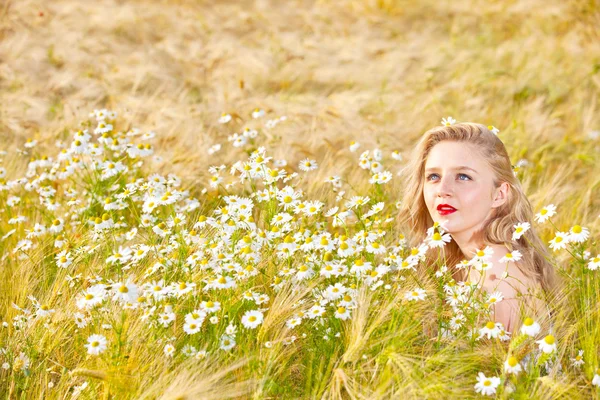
437 176 453 197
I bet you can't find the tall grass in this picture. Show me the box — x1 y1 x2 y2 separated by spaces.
0 0 599 398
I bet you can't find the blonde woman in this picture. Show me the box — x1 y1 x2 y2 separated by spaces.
398 122 558 333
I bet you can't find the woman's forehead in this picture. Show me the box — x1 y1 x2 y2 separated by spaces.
426 142 485 169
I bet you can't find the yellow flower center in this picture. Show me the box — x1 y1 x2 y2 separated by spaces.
544 335 555 345
486 321 495 329
523 317 534 326
337 307 346 314
572 225 582 233
508 356 518 367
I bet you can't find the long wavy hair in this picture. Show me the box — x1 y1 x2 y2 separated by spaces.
397 122 557 294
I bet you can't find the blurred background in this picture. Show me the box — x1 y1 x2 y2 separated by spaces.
1 0 599 218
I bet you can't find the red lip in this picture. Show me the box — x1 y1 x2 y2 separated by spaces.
437 204 457 211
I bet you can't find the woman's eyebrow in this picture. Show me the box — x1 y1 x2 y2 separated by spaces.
425 166 478 174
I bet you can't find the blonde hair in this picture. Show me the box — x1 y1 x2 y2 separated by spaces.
398 122 557 294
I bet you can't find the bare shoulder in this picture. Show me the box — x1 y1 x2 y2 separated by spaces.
486 245 540 298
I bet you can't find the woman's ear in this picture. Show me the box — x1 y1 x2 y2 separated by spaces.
492 182 510 208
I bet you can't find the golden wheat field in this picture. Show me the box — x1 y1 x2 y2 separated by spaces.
1 0 600 398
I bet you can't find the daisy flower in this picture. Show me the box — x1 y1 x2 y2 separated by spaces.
112 280 139 304
427 231 452 248
349 259 372 276
370 171 392 184
504 356 522 375
549 231 570 251
365 241 386 254
499 250 523 263
183 320 202 335
334 306 351 320
241 310 264 329
208 144 222 155
592 368 600 387
391 150 403 160
364 202 384 217
471 259 493 272
304 200 324 216
94 122 113 135
307 305 326 319
349 141 361 152
209 174 223 188
158 309 176 327
76 284 106 310
536 334 557 353
568 225 589 243
587 255 600 271
512 222 530 240
474 372 500 396
218 113 232 124
478 321 501 339
486 291 504 306
164 343 176 358
488 125 500 135
200 301 221 313
405 288 426 301
8 215 25 225
24 138 38 148
470 246 494 263
298 158 318 172
252 108 265 118
84 334 108 355
294 264 315 281
441 116 457 126
571 349 584 368
345 196 370 210
534 204 557 223
49 218 64 234
55 250 73 268
220 334 236 351
286 317 302 328
520 317 541 337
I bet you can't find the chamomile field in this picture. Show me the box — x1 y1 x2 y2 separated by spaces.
1 0 600 398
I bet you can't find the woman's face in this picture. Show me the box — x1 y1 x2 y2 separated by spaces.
423 141 504 239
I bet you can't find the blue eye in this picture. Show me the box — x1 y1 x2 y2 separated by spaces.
426 173 471 181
